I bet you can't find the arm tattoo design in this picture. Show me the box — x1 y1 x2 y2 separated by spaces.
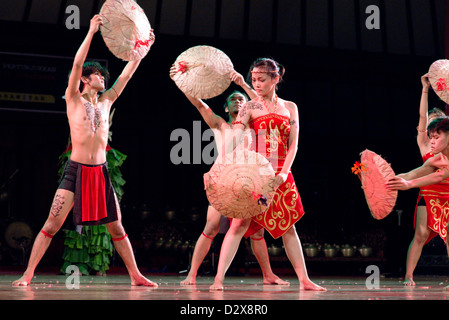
289 120 298 128
50 194 65 218
238 101 263 118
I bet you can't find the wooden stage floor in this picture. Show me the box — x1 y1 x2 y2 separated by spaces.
1 272 448 319
0 272 448 301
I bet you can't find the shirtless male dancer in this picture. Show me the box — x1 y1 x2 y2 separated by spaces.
13 15 157 287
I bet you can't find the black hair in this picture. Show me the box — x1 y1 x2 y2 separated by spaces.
223 90 249 110
246 57 285 90
427 117 449 137
67 61 110 91
81 61 110 82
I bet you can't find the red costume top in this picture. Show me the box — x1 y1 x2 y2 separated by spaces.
415 152 449 244
244 113 305 239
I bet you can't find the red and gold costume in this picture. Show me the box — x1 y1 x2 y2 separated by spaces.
415 152 449 244
245 113 305 239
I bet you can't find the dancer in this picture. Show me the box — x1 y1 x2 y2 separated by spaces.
170 66 288 286
402 74 446 286
13 15 157 287
388 117 449 289
209 58 325 291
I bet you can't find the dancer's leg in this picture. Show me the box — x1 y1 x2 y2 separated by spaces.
249 229 289 285
445 240 449 290
12 189 74 286
210 218 251 290
404 206 430 286
106 200 157 287
181 206 221 285
282 226 326 291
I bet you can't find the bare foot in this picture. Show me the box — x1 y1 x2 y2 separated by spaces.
12 274 33 287
209 280 224 291
263 275 290 285
300 279 326 291
403 277 415 286
131 274 158 287
180 275 196 285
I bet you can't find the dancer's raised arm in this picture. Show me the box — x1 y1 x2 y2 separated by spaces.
66 15 103 100
417 74 430 150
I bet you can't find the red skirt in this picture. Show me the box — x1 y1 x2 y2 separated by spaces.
244 172 304 239
415 152 449 244
415 194 449 244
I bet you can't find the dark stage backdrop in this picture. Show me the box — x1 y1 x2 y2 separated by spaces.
0 0 446 272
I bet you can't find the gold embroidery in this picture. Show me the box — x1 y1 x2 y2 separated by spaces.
428 198 449 241
255 180 301 234
420 189 449 196
253 115 290 160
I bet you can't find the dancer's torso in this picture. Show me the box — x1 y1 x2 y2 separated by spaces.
68 96 110 165
249 113 291 172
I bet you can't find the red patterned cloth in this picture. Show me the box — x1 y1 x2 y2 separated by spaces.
244 114 304 239
415 152 449 244
59 159 118 226
81 165 108 223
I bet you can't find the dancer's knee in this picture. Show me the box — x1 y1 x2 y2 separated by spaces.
413 223 430 244
202 224 219 239
106 221 126 239
42 220 61 236
414 230 430 245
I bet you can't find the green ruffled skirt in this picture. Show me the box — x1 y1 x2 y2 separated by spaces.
61 225 113 275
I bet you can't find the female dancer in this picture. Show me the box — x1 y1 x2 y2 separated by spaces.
403 74 446 286
170 67 288 286
209 58 325 291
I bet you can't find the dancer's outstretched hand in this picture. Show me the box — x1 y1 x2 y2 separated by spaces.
386 176 412 190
